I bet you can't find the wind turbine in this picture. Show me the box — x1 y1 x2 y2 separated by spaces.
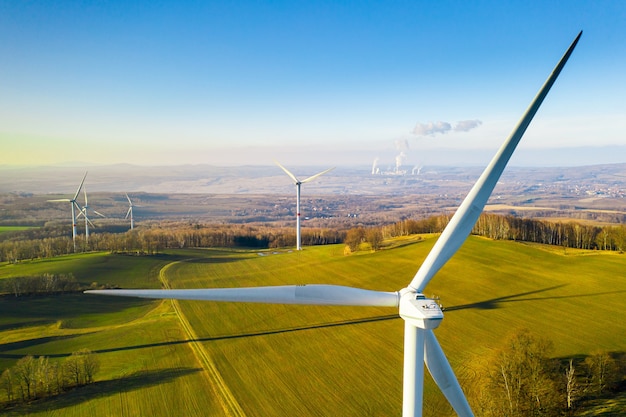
275 161 335 250
77 187 105 244
86 32 581 417
125 193 135 230
47 171 87 252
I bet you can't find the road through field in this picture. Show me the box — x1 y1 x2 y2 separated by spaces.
159 260 246 417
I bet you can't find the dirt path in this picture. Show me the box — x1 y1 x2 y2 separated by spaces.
159 260 246 417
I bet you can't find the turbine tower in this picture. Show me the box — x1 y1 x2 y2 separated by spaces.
87 32 581 417
125 193 135 230
275 161 335 250
77 187 105 244
47 171 87 252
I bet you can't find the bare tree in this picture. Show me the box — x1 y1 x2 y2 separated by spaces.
63 353 83 387
79 349 100 384
13 355 36 400
564 359 581 412
365 228 383 251
483 329 560 417
584 350 619 395
63 349 99 387
1 368 15 403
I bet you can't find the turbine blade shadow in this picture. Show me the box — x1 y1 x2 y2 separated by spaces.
445 285 626 311
15 314 401 359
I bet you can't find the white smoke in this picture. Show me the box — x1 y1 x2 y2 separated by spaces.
394 138 410 151
372 157 379 175
454 119 482 132
395 151 406 173
412 121 452 136
412 119 482 136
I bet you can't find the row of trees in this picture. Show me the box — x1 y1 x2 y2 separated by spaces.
467 329 623 417
1 349 99 406
347 214 626 253
0 273 79 297
472 214 626 251
0 223 345 262
1 214 625 262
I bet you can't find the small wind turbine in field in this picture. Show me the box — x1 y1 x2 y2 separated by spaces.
87 32 582 417
47 171 87 252
275 161 335 250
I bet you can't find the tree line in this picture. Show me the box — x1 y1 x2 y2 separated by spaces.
0 223 345 262
1 349 99 407
1 214 625 262
465 328 624 417
0 273 79 297
347 214 626 253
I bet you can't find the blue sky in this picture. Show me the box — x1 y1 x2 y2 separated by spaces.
1 1 624 167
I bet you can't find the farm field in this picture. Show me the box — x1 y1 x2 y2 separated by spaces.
0 226 38 234
1 237 626 416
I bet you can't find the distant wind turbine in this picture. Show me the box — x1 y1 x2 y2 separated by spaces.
47 171 87 252
77 187 105 244
125 193 136 230
87 32 582 417
275 161 335 250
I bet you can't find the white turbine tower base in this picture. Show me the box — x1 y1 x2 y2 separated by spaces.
275 161 335 250
87 32 582 416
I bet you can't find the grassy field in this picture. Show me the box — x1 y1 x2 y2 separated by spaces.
1 238 626 416
0 226 38 234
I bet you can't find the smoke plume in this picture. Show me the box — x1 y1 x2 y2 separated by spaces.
454 119 482 132
412 119 482 136
412 121 452 136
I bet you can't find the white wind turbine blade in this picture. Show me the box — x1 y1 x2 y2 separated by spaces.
274 160 300 183
73 171 88 201
423 330 473 417
301 166 335 183
93 210 106 218
75 202 85 218
125 193 135 229
47 171 87 203
85 216 96 228
409 30 582 292
86 285 399 307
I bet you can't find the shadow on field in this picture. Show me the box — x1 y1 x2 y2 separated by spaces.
445 284 626 311
0 334 84 358
89 314 401 356
3 367 202 413
0 319 54 332
0 293 154 321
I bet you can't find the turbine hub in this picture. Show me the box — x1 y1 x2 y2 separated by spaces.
398 289 443 330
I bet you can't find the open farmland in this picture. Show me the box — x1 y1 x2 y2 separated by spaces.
1 237 626 416
2 163 626 229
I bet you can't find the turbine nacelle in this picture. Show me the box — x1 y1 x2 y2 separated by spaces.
399 289 443 330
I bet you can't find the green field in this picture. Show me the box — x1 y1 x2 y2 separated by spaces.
0 226 38 234
1 237 625 416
